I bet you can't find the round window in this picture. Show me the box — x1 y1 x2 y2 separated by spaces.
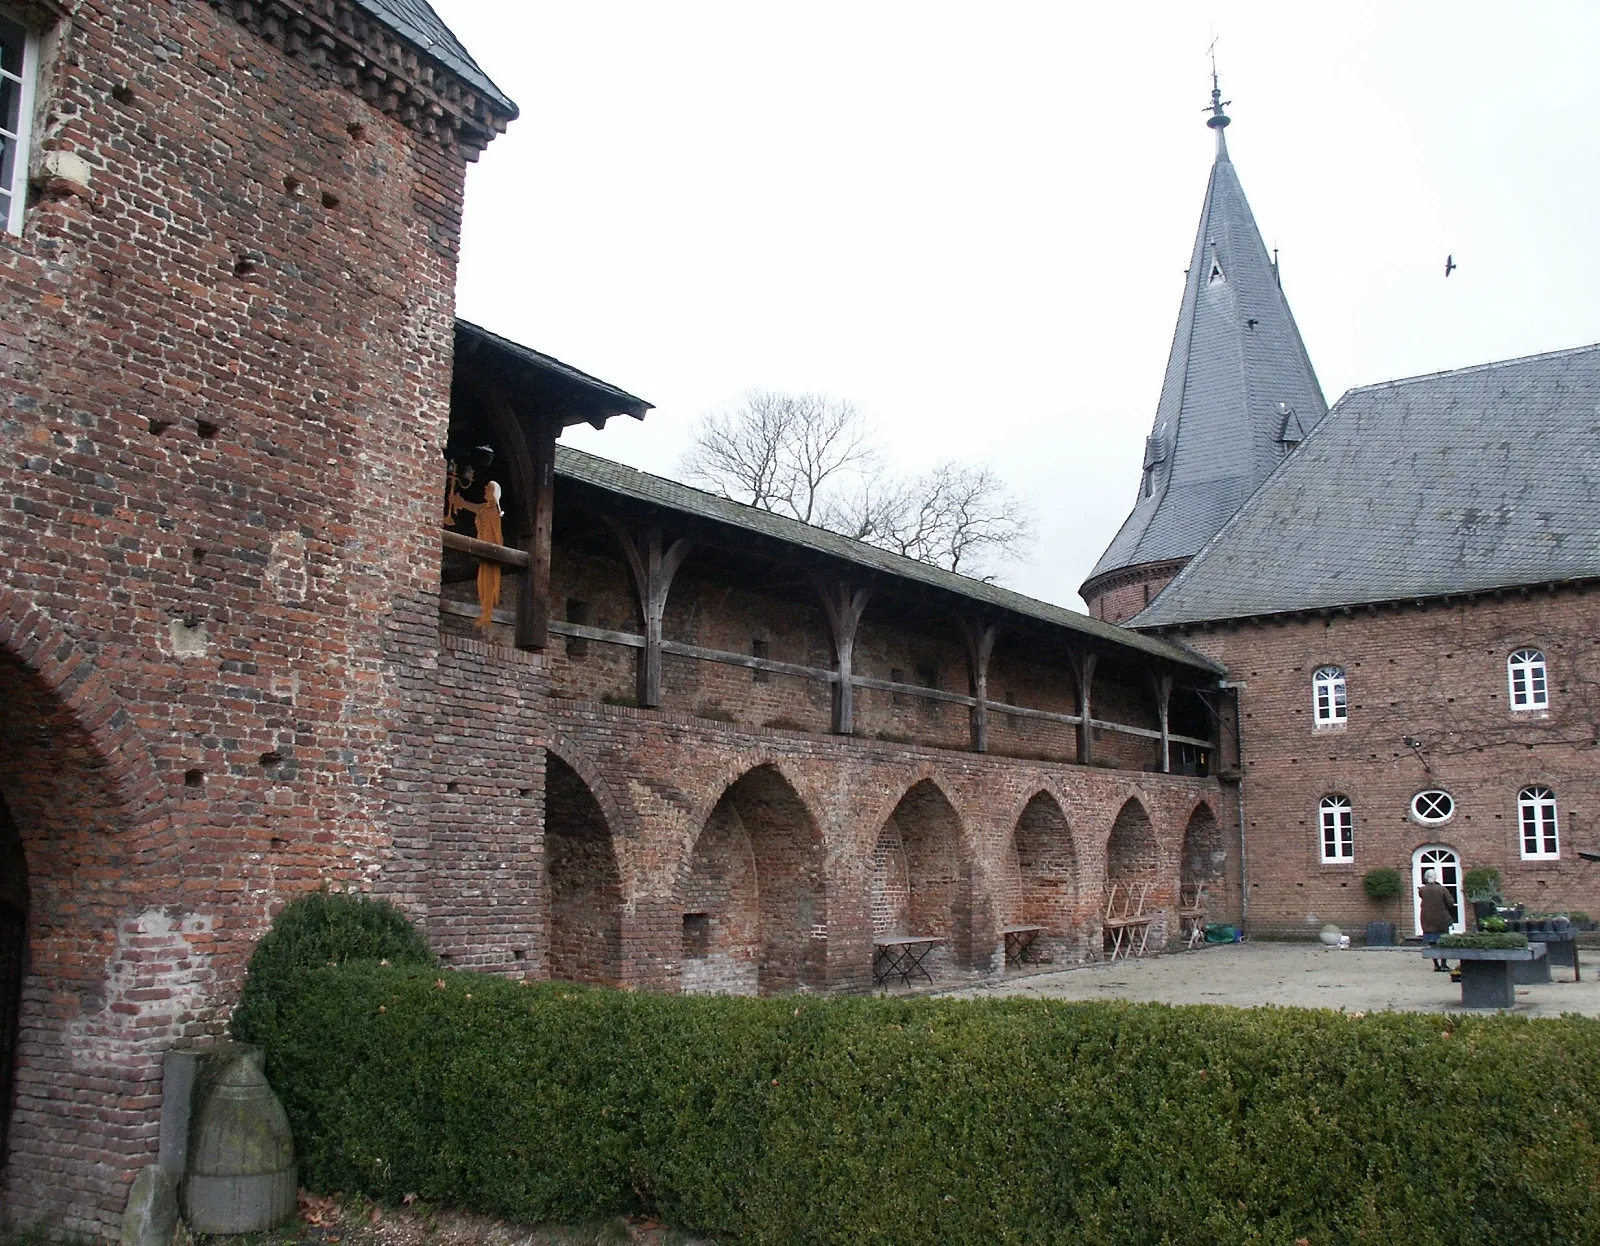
1410 790 1455 824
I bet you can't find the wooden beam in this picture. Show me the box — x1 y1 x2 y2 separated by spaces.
605 518 692 708
442 530 530 567
813 575 871 734
961 617 1000 754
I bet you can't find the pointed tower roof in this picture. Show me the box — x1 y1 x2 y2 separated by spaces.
1082 77 1327 598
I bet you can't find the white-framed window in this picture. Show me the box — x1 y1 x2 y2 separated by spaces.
0 13 39 236
1519 786 1559 859
1312 665 1347 726
1319 794 1353 862
1507 649 1548 712
1410 789 1455 825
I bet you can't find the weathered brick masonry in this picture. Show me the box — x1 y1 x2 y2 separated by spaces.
1170 591 1600 937
0 0 511 1231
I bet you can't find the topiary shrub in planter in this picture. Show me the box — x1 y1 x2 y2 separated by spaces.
1362 867 1402 902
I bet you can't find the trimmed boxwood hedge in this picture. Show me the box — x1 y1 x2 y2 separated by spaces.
1440 932 1529 950
235 963 1600 1245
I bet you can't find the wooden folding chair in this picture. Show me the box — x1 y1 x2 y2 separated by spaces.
1177 881 1209 950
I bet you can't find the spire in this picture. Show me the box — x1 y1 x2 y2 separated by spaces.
1081 80 1328 621
1205 65 1231 159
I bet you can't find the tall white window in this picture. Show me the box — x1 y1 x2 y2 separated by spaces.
1312 665 1347 726
1507 649 1548 712
1519 786 1559 860
0 15 38 237
1319 795 1354 862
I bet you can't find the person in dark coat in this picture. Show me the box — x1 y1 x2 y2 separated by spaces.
1418 869 1457 970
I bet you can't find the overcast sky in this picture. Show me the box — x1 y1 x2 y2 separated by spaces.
429 1 1600 610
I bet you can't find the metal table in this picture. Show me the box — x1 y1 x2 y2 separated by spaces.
873 935 943 986
1002 924 1045 966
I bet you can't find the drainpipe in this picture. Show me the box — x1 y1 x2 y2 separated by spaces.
1219 679 1248 932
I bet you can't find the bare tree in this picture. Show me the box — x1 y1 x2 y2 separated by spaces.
681 390 875 524
825 462 1035 579
683 390 1035 580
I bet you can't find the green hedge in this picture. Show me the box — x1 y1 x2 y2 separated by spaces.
1440 932 1529 950
236 964 1600 1245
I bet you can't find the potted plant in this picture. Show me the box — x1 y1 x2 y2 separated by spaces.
1463 867 1501 927
1362 867 1403 945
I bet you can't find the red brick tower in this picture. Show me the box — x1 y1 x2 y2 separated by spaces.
0 2 513 1233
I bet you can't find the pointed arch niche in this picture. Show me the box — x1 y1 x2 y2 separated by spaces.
871 780 971 973
997 792 1084 963
1180 802 1228 923
1103 797 1163 953
545 754 624 986
680 765 824 996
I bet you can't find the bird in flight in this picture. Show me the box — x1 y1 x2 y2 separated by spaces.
1444 255 1457 277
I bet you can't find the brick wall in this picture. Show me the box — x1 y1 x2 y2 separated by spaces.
1167 589 1600 938
0 0 483 1230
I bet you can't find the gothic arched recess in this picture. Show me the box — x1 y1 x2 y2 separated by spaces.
544 753 624 986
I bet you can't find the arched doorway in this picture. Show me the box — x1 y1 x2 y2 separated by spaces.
544 754 624 986
0 799 24 1169
1411 845 1465 936
1180 802 1227 918
681 766 823 996
871 780 970 972
0 645 156 1225
1000 792 1082 963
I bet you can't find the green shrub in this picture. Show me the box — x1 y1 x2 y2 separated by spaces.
241 962 1600 1245
1464 867 1502 903
1362 866 1402 901
231 890 432 1046
1439 931 1529 950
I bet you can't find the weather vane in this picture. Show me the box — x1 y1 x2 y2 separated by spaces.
1204 38 1231 130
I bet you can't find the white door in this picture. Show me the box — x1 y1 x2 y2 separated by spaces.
1411 845 1465 936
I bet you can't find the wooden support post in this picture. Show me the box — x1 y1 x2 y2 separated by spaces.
606 519 693 708
1072 650 1098 765
814 576 871 734
961 618 999 754
477 383 550 651
1153 673 1174 774
518 415 558 650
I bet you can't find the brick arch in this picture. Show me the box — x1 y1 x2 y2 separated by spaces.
0 591 167 841
998 788 1087 961
545 734 635 845
852 765 974 860
682 752 825 849
677 762 826 996
870 776 975 970
542 750 625 988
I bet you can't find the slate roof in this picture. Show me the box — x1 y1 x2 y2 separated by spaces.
555 445 1222 673
1131 343 1600 626
456 320 653 424
355 0 516 117
1084 119 1326 591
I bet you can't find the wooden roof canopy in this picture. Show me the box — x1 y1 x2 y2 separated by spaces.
454 320 653 429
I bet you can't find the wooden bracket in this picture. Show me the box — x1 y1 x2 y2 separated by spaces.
1151 672 1174 773
605 518 693 708
960 617 1000 754
812 575 872 734
1069 649 1098 764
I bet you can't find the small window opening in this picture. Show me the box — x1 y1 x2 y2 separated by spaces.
890 667 907 706
565 599 589 658
1312 666 1347 726
1410 790 1455 825
1508 649 1548 711
682 912 711 959
751 637 770 683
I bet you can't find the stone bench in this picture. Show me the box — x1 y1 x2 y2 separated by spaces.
1426 943 1547 1008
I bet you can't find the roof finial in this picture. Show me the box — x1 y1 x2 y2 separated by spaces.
1204 43 1231 157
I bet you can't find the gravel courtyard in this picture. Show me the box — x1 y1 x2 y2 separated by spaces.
950 941 1600 1017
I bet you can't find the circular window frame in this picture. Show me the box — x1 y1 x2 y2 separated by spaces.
1409 789 1456 826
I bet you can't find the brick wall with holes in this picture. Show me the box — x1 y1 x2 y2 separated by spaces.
0 0 497 1231
1164 589 1600 939
540 697 1235 994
